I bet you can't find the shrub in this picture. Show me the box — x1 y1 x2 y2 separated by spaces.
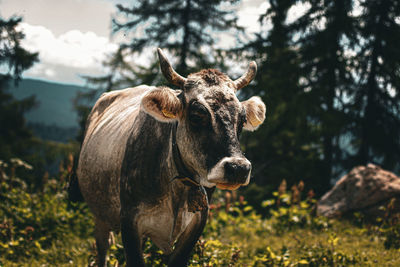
1 162 396 266
379 198 400 249
262 180 329 232
0 158 93 262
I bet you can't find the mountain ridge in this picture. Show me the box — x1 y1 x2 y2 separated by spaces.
10 78 92 128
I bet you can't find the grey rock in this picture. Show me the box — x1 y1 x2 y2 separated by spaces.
317 164 400 217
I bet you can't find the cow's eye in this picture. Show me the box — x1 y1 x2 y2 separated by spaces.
189 103 209 127
190 113 204 125
237 110 247 136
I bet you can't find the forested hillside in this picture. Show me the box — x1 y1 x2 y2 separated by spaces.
10 79 85 128
9 79 93 142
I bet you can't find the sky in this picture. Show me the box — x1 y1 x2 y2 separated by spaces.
0 0 307 86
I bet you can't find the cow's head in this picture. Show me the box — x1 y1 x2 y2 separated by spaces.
141 48 266 190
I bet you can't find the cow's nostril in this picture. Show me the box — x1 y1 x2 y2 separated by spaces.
224 161 251 183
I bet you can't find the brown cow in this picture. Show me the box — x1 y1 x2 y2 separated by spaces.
75 48 266 266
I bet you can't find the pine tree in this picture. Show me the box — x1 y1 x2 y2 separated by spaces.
293 0 356 192
352 0 400 170
112 0 241 76
85 0 242 92
0 16 39 159
240 0 325 192
77 0 242 142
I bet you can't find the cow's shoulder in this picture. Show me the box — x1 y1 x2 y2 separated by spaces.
93 85 153 116
82 85 154 140
86 86 152 123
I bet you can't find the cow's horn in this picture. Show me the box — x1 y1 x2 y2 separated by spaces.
157 48 186 87
233 61 257 91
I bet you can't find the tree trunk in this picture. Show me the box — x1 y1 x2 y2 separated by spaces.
357 12 383 165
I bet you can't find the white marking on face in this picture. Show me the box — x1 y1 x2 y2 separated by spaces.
207 157 251 185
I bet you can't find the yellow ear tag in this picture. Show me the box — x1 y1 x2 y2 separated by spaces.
162 109 176 119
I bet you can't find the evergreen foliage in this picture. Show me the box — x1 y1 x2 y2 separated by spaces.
240 0 325 192
87 0 243 91
77 0 243 142
291 0 356 192
238 0 400 194
112 0 242 75
351 0 400 171
0 16 39 160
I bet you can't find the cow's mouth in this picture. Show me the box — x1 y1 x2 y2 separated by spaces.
216 183 242 190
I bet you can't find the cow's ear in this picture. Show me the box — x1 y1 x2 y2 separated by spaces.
241 96 266 131
141 87 183 122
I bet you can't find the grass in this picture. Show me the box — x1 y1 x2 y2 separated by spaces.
215 220 400 266
2 218 400 266
1 164 399 266
1 236 93 267
194 203 400 267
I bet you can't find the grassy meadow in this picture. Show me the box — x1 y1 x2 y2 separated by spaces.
1 161 400 267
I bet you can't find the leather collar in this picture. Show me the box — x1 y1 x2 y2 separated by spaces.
171 123 209 212
171 122 200 187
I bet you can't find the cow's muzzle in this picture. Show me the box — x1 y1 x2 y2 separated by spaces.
207 157 251 190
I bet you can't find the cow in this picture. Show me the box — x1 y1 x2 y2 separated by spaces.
76 48 266 267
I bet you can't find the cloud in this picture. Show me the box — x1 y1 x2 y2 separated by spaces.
18 23 118 84
0 0 114 37
214 0 269 50
286 2 311 24
237 0 270 34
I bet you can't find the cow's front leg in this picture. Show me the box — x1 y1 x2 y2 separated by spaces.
94 218 111 267
121 210 145 267
168 208 208 267
168 187 209 267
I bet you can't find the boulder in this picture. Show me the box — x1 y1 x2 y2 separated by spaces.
317 164 400 218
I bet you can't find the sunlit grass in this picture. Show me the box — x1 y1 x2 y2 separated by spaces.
1 168 399 266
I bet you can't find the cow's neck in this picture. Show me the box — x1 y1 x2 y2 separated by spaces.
124 111 207 210
122 112 177 204
170 122 208 212
171 122 199 186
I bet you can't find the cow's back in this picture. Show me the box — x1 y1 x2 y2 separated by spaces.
77 85 153 229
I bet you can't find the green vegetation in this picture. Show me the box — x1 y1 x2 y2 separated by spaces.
0 159 93 266
1 161 399 267
0 16 38 161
